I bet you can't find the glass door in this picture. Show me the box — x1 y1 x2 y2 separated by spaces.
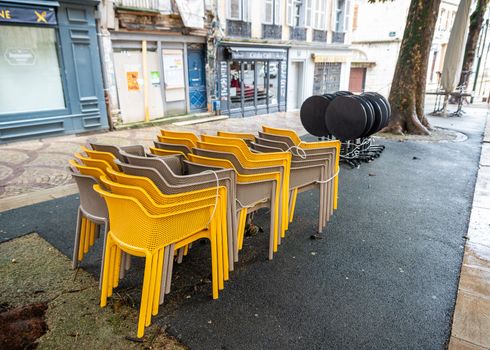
255 61 268 115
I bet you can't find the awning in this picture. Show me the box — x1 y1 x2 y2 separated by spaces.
351 61 376 68
0 0 59 7
312 54 347 63
0 3 57 25
226 47 288 60
175 0 204 29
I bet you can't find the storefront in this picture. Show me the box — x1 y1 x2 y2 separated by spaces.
218 45 288 117
287 47 351 110
0 0 108 142
108 33 207 124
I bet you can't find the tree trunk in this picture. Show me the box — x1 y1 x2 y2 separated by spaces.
458 0 489 90
384 0 442 135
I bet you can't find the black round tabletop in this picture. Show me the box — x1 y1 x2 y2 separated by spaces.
325 96 367 141
300 95 330 137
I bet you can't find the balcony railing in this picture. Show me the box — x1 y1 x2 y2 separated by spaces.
332 31 346 44
226 20 252 38
290 27 306 41
313 30 327 42
262 24 282 40
115 0 172 12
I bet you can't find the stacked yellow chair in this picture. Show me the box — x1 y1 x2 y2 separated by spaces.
261 126 340 210
71 146 229 338
158 130 287 257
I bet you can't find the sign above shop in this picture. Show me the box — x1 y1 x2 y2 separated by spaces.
0 6 56 25
226 47 287 61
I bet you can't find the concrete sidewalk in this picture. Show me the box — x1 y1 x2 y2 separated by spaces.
0 111 306 210
449 112 490 350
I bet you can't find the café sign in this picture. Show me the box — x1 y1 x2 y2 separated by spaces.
0 6 56 25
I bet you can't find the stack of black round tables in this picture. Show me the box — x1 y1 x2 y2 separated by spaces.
300 91 391 168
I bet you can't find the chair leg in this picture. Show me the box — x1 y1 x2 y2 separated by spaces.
100 234 112 308
72 208 82 269
98 222 109 289
209 219 219 300
145 253 159 327
159 245 169 305
137 254 153 338
153 248 165 316
165 244 175 295
176 248 184 264
78 217 87 261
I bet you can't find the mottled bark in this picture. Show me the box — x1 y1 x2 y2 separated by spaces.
383 0 441 135
458 0 489 89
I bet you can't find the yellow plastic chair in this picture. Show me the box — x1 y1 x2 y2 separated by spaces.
188 153 281 260
94 185 221 338
216 131 256 144
74 153 117 180
197 137 290 239
157 135 196 150
81 146 120 171
98 175 228 306
262 125 340 210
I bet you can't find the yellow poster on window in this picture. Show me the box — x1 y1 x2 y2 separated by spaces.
127 71 139 91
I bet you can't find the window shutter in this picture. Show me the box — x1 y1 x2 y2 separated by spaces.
264 0 273 24
242 0 250 21
274 0 281 25
344 0 351 32
306 0 312 27
287 0 294 26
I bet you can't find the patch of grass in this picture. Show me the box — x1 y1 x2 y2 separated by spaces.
0 233 185 350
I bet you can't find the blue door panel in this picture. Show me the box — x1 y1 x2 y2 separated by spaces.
187 50 207 111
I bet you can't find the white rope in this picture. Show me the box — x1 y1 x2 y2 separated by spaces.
235 198 269 210
286 145 307 159
201 170 220 227
315 169 340 184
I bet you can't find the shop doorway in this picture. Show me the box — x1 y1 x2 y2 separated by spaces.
349 67 366 93
113 50 163 123
187 49 207 111
287 61 304 110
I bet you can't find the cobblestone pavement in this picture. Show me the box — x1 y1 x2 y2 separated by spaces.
0 111 305 201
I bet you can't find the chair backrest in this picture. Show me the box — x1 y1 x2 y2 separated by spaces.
93 185 213 253
70 170 108 219
81 146 120 171
153 141 192 155
91 144 146 162
160 129 200 144
124 153 184 177
157 135 196 149
258 131 296 148
262 126 302 145
69 159 106 180
74 154 115 179
250 142 283 153
217 131 256 142
193 148 247 173
149 146 187 159
254 136 290 151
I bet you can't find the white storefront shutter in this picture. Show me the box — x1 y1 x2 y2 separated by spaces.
344 0 351 32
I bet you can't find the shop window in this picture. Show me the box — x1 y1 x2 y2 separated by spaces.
256 62 268 107
0 26 65 115
229 60 242 109
268 62 279 105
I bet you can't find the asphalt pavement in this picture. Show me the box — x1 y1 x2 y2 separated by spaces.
0 112 485 350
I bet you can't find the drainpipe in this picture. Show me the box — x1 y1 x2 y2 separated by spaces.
96 1 114 130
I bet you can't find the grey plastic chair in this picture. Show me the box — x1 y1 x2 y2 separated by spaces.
119 154 238 267
191 147 282 259
153 141 192 156
256 132 337 229
114 158 236 304
250 141 332 233
90 143 146 162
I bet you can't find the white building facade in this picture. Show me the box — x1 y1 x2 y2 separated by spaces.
215 0 354 117
350 0 459 96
